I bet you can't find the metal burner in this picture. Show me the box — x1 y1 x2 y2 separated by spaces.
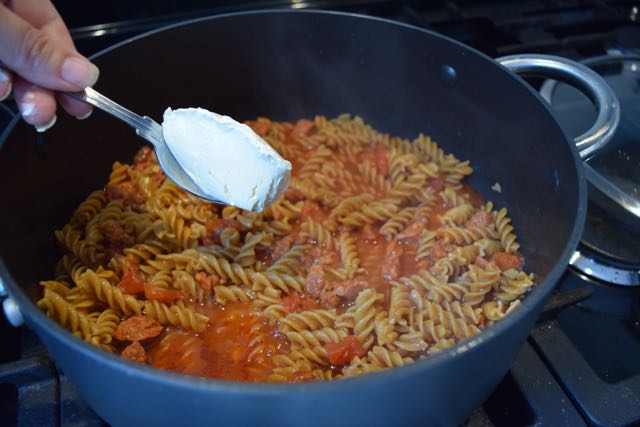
570 249 640 286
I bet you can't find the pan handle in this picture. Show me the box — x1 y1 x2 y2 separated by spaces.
496 54 620 160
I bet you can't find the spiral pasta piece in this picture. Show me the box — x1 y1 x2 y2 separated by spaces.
37 289 94 340
267 244 308 276
251 271 305 294
493 208 520 253
214 285 254 305
368 346 413 368
337 233 360 279
350 288 384 349
76 269 143 316
340 200 399 227
278 309 339 333
144 300 209 332
438 226 499 245
90 308 120 351
300 219 334 248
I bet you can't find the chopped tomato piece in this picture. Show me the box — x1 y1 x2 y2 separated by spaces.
143 283 181 304
325 336 367 366
121 340 148 364
492 252 524 271
282 292 318 313
282 292 302 313
115 315 163 341
117 257 146 294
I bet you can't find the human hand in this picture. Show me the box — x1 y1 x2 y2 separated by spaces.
0 0 99 131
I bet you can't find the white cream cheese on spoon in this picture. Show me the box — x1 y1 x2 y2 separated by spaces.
162 108 291 212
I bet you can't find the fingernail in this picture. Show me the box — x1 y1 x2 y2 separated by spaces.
0 70 11 101
35 114 57 133
18 91 37 120
60 56 99 88
76 109 92 120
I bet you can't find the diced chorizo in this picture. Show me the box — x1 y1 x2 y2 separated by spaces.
382 240 403 280
305 264 326 299
270 235 295 261
318 290 339 309
303 264 340 309
492 252 524 271
466 210 494 228
115 315 163 341
333 278 367 302
121 340 148 364
100 223 134 247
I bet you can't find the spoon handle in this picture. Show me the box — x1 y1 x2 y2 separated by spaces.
65 88 161 146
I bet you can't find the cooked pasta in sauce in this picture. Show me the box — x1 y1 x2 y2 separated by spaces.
37 114 534 382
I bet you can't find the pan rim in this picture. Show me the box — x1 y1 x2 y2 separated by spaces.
0 8 587 395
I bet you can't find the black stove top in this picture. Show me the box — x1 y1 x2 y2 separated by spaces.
1 1 639 426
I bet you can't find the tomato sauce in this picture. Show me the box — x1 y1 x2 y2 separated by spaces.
148 301 290 381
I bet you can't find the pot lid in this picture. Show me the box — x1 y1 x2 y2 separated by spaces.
542 54 640 271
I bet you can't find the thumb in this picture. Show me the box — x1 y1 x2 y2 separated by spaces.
0 5 98 92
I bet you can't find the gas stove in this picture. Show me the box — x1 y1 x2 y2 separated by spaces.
1 1 639 426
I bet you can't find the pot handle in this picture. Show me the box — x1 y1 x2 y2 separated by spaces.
496 54 620 160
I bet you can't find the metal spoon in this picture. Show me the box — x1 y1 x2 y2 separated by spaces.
65 87 223 204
